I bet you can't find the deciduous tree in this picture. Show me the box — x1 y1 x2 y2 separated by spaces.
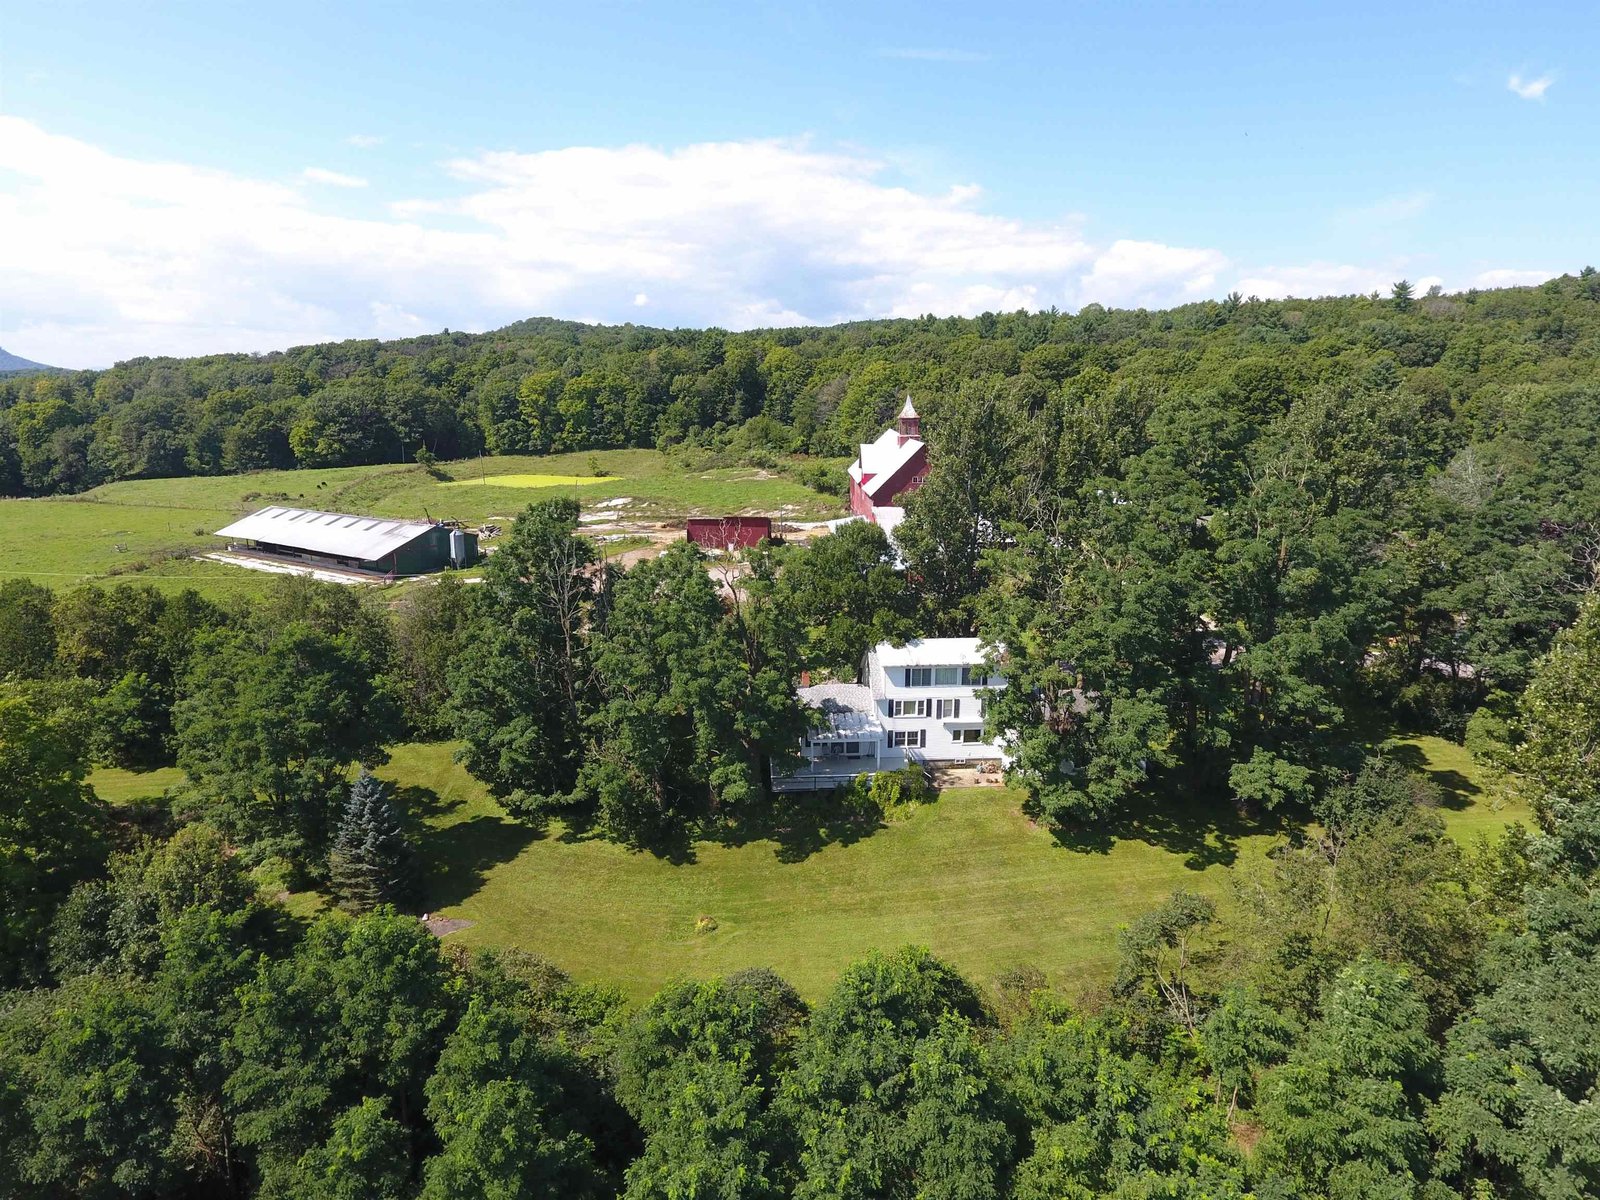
174 621 400 868
0 684 108 986
448 499 597 814
1259 958 1439 1199
777 947 1011 1200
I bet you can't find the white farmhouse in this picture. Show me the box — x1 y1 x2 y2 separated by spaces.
774 637 1006 791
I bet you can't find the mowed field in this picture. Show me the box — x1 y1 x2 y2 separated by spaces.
0 449 845 594
91 733 1530 1003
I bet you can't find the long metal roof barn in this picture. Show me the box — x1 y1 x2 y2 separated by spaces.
215 506 437 561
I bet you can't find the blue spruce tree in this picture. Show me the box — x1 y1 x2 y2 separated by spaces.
328 770 415 912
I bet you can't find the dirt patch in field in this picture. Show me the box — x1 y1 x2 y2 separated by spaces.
423 916 475 937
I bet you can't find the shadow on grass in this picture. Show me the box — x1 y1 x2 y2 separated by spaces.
393 784 544 910
1047 787 1295 872
705 791 888 864
560 791 889 867
391 783 459 824
1382 742 1479 810
547 806 704 868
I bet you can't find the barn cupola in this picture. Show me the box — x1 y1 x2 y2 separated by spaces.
895 395 921 443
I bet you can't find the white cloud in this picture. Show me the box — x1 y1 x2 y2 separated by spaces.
367 300 433 337
1231 262 1397 299
1471 268 1550 288
1508 71 1554 100
1231 263 1557 301
879 48 989 63
0 115 1546 369
1077 240 1227 308
301 166 368 188
346 134 385 148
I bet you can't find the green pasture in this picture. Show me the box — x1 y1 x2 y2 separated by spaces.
0 449 844 594
90 731 1523 1003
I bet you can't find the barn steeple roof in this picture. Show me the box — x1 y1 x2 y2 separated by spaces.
895 394 921 441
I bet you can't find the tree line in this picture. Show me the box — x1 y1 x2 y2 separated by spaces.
3 274 1599 497
3 595 1598 1197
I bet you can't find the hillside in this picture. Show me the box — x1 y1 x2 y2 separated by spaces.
9 283 1598 1198
3 274 1598 499
0 447 846 595
0 345 58 375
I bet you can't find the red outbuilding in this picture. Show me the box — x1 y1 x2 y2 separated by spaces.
685 515 774 550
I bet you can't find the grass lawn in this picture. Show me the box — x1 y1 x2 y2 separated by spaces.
0 450 843 595
1386 731 1531 841
86 733 1529 1003
371 738 1529 1003
87 764 187 805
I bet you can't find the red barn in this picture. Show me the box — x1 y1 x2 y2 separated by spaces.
847 396 927 520
686 515 773 550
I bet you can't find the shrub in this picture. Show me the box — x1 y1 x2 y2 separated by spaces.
795 461 845 496
1464 695 1516 766
414 447 450 480
838 766 936 817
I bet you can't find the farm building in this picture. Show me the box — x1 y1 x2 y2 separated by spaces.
685 515 773 551
214 506 477 577
773 637 1008 791
847 396 927 520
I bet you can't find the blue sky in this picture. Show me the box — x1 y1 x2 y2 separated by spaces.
2 0 1595 366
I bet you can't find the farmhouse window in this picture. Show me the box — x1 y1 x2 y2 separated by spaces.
906 667 932 687
892 699 930 718
933 666 960 686
890 730 926 749
936 698 961 719
955 728 984 745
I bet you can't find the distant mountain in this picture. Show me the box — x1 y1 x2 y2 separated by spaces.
0 346 60 374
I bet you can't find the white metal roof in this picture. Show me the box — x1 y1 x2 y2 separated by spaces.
215 506 437 561
873 637 990 667
873 505 906 535
848 427 925 495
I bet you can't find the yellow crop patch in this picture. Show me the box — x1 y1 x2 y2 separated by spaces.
439 473 607 488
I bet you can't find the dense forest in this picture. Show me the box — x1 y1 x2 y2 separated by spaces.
4 275 1600 1197
3 274 1599 496
3 586 1598 1198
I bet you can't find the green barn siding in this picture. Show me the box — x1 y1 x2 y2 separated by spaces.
363 526 453 575
240 522 469 576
